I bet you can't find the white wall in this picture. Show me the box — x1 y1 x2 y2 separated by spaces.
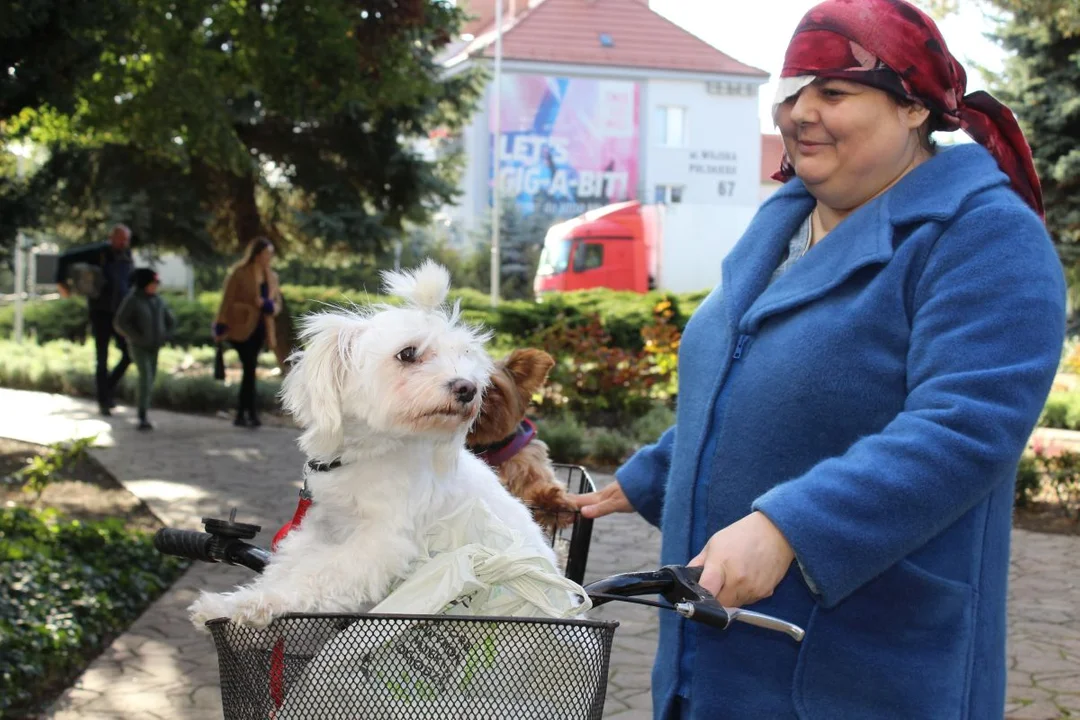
133 252 194 294
642 77 762 291
450 82 493 234
760 181 782 203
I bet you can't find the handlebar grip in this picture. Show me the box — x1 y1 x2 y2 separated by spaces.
154 528 216 563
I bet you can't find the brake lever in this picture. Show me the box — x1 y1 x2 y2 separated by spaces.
664 566 805 642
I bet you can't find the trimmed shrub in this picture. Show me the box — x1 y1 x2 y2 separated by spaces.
1015 454 1041 508
588 428 637 467
535 414 589 465
2 285 707 351
630 404 676 445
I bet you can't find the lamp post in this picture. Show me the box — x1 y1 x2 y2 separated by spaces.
490 0 503 307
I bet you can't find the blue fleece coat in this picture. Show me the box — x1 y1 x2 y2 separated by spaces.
617 144 1066 719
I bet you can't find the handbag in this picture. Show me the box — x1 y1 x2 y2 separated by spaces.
213 342 226 381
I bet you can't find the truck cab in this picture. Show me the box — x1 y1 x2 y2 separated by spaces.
534 201 658 296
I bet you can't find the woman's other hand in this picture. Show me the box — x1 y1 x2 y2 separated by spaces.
570 480 633 519
689 512 796 608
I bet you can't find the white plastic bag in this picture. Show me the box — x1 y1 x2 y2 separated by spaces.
370 498 588 618
277 499 605 719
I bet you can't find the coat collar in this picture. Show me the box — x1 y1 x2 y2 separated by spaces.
722 144 1008 334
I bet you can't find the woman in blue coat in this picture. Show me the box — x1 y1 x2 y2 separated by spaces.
574 1 1066 717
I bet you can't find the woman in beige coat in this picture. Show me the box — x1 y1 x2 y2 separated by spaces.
214 237 282 427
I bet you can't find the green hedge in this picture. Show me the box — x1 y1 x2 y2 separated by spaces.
1038 391 1080 430
0 506 188 716
0 286 710 351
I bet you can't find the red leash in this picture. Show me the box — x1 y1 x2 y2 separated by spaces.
267 459 339 708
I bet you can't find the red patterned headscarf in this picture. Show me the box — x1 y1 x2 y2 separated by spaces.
773 0 1043 218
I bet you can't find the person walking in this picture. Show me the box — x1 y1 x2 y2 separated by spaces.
55 223 135 415
113 268 176 431
213 237 281 428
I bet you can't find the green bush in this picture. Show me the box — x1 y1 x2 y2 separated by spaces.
1040 399 1070 429
2 285 707 351
630 404 676 445
526 305 680 426
0 298 92 343
1015 454 1041 508
535 414 589 464
16 436 98 499
1037 392 1080 430
588 428 636 467
0 507 188 716
1027 443 1080 521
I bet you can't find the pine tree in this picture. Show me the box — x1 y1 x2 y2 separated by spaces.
988 0 1080 251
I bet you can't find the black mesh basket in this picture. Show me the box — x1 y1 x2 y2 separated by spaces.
208 614 618 720
541 464 596 585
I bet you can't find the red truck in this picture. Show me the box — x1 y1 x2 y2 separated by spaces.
533 200 745 297
533 201 662 296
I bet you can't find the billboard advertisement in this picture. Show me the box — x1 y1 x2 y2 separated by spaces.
490 74 639 218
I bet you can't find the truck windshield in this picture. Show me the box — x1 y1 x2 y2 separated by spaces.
537 236 572 276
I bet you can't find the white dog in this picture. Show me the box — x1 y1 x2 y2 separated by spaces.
188 261 557 628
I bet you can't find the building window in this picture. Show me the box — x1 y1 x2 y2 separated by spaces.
654 184 684 205
573 242 604 272
655 106 686 148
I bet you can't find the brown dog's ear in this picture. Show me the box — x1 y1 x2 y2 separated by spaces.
503 348 556 397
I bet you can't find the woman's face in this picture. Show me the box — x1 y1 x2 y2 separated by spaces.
257 244 275 269
775 79 930 212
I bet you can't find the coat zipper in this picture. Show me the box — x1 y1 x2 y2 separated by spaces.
732 334 751 359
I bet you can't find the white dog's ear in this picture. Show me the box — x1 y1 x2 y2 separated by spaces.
380 259 451 311
280 311 363 460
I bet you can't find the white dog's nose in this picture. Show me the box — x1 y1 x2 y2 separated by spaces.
451 379 477 405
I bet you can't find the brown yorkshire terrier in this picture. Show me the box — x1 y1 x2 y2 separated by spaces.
467 348 578 532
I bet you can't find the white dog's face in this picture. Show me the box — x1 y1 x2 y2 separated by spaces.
344 308 492 434
280 262 494 460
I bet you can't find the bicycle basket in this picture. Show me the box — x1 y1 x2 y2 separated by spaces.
208 613 617 720
542 464 596 586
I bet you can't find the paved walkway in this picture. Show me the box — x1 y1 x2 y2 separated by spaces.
1 387 1079 719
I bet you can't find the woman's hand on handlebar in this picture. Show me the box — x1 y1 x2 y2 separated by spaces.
570 480 633 519
688 511 795 608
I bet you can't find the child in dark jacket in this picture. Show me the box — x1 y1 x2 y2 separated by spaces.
113 269 175 430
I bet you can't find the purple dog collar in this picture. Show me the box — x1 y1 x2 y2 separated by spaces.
470 418 537 467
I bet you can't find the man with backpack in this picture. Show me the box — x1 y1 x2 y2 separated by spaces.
55 223 135 416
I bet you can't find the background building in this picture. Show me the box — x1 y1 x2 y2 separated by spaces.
439 0 775 290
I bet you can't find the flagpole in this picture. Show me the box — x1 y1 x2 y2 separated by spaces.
490 0 503 307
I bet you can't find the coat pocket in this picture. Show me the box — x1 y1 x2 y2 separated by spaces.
793 559 975 720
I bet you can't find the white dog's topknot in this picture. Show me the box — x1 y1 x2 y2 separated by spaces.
380 259 451 312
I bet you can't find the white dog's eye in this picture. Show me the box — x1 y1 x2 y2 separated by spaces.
396 346 419 364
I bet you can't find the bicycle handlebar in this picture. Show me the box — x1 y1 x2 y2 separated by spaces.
154 509 271 574
155 513 804 642
584 565 805 642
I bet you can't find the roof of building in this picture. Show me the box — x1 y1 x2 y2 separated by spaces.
447 0 768 78
761 133 785 184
